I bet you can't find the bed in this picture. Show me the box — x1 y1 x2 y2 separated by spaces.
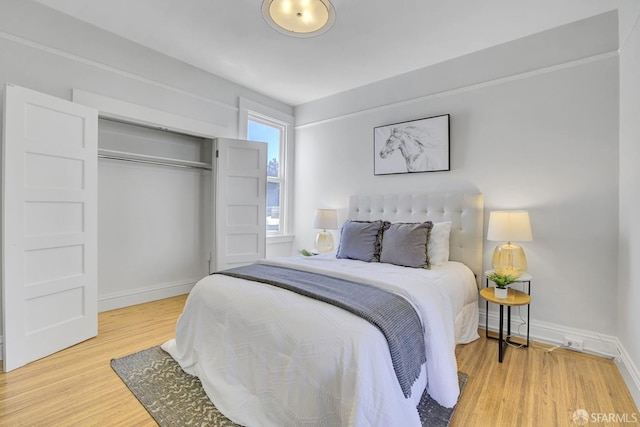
163 193 483 427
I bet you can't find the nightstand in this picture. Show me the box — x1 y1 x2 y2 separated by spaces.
481 272 532 363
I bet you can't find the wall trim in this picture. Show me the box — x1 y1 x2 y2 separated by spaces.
97 279 196 312
267 234 295 244
73 89 227 138
0 30 238 113
480 307 640 406
295 50 618 130
480 305 618 357
616 340 640 407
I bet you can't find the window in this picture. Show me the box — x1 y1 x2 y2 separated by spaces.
247 117 286 234
239 98 294 238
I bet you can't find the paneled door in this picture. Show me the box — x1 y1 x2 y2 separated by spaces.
2 84 98 371
214 138 267 270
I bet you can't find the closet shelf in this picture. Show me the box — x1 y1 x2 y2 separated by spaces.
98 148 212 170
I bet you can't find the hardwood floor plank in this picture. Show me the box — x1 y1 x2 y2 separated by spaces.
0 295 637 426
453 336 639 427
0 294 186 427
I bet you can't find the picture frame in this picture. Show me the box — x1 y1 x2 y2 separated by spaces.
374 114 450 175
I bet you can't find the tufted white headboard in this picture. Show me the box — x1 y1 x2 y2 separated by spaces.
348 193 484 286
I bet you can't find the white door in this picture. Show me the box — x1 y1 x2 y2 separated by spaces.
2 84 98 371
214 138 267 271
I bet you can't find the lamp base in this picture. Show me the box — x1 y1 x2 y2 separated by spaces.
315 230 334 253
492 242 527 277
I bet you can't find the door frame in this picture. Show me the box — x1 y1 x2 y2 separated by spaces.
72 90 224 275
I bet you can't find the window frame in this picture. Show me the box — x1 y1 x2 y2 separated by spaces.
239 98 294 239
248 114 285 235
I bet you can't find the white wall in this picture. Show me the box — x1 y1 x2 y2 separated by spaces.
618 1 640 405
294 13 620 337
0 0 293 329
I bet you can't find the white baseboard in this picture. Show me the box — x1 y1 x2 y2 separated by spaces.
480 306 640 407
615 338 640 408
479 306 619 356
98 279 197 312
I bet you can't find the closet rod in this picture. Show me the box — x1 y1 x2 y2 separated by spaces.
98 149 212 171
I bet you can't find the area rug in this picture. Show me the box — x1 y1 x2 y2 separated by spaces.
111 346 467 427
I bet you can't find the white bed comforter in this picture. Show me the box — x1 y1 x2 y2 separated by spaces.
162 255 478 427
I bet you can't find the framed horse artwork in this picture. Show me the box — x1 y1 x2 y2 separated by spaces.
374 114 450 175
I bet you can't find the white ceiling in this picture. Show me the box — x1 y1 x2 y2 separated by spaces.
34 0 619 106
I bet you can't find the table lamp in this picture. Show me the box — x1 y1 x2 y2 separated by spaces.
312 209 338 253
487 211 533 277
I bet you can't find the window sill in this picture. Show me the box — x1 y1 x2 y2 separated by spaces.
267 234 295 244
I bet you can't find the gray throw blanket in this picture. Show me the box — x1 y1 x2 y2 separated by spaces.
216 263 426 398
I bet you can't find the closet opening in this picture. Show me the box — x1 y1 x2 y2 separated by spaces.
96 118 213 311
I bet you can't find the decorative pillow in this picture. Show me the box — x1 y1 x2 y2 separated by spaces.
380 221 433 268
428 222 452 266
336 220 389 262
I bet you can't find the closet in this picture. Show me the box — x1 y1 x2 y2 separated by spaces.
97 119 212 309
2 84 266 371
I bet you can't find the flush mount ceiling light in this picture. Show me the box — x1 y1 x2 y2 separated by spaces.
262 0 336 38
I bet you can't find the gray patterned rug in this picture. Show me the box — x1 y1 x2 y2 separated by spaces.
111 346 467 427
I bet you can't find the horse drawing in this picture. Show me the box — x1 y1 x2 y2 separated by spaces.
378 126 445 172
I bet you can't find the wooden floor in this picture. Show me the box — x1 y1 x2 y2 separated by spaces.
453 335 638 427
0 295 637 427
0 295 186 427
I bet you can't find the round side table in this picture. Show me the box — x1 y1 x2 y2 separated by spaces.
479 287 531 363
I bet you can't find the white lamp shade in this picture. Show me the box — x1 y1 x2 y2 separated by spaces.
487 211 533 242
312 209 338 230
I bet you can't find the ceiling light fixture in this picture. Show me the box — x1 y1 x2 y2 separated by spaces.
262 0 336 38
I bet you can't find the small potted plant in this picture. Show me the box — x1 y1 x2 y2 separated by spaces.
487 272 517 299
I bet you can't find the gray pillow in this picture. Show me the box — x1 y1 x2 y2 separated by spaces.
336 220 389 262
380 221 434 268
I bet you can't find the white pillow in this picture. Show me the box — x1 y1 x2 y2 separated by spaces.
428 222 452 265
